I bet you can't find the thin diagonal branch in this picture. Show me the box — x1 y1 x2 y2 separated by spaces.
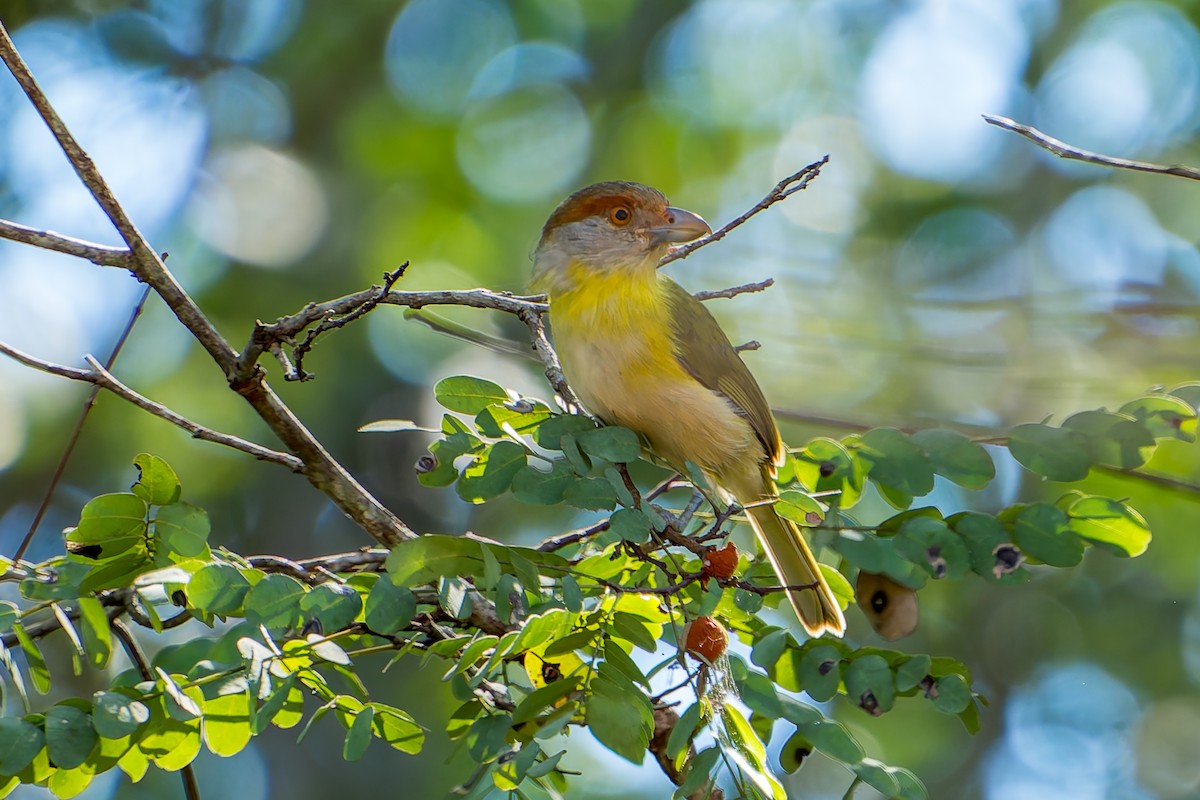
0 20 414 548
15 287 151 561
693 278 775 302
983 114 1200 181
0 340 304 470
0 218 131 267
660 156 830 267
112 619 202 800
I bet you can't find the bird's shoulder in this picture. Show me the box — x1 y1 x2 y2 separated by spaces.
660 277 784 465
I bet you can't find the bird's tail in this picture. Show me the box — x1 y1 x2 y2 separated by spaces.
745 498 846 637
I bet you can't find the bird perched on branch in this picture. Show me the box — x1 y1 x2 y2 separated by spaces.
532 181 845 637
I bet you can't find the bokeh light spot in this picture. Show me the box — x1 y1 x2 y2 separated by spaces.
859 0 1029 181
188 145 329 269
385 0 516 115
456 85 590 203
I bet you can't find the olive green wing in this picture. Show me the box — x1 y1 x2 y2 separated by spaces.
661 277 784 465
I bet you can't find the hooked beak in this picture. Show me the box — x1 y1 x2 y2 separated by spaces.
648 206 711 247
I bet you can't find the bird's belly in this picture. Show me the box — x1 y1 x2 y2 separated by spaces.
556 332 757 476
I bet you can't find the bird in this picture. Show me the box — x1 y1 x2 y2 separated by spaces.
532 181 845 637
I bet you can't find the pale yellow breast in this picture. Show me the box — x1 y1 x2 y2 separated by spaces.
549 268 759 478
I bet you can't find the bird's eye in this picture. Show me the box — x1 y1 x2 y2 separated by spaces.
609 206 632 225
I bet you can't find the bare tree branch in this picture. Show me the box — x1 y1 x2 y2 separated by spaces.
0 340 305 470
0 218 131 267
14 288 151 561
660 156 830 267
693 278 775 302
0 20 414 548
983 114 1200 181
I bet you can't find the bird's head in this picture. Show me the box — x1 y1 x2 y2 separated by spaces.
531 181 710 294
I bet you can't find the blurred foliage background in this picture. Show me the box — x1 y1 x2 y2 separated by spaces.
1 0 1200 797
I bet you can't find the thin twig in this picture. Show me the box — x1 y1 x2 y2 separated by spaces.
0 218 131 267
15 287 151 561
660 156 830 266
0 20 414 547
112 619 202 800
983 114 1200 181
692 278 775 302
0 341 304 470
288 263 409 380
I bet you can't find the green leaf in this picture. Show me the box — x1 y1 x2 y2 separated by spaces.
854 758 901 798
797 718 865 764
602 638 649 688
1119 395 1198 443
738 671 784 719
533 414 597 450
1012 503 1083 567
1008 423 1092 481
586 674 652 764
76 552 152 593
561 574 583 613
0 602 17 634
0 717 44 774
131 454 182 506
44 704 98 770
152 502 210 560
202 691 253 757
511 461 574 505
434 375 508 414
357 418 440 433
950 512 1019 581
932 673 972 714
14 623 50 695
895 655 932 693
750 629 788 670
895 517 971 579
797 645 842 703
677 746 722 796
858 428 935 499
611 612 658 653
92 691 150 739
76 596 112 669
1065 496 1151 557
364 578 416 635
188 563 251 615
779 728 812 773
910 429 995 489
438 577 472 619
417 431 484 487
578 426 642 463
792 437 865 508
299 581 363 633
563 477 618 510
252 673 298 733
609 507 653 544
368 703 423 754
66 493 148 555
466 712 512 762
512 678 581 725
243 574 307 631
457 440 528 503
665 702 702 762
844 655 896 715
894 767 931 800
775 491 826 527
475 401 552 438
386 535 482 586
343 706 375 761
1062 410 1156 469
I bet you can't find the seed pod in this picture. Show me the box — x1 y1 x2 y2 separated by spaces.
683 616 728 663
701 541 738 580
